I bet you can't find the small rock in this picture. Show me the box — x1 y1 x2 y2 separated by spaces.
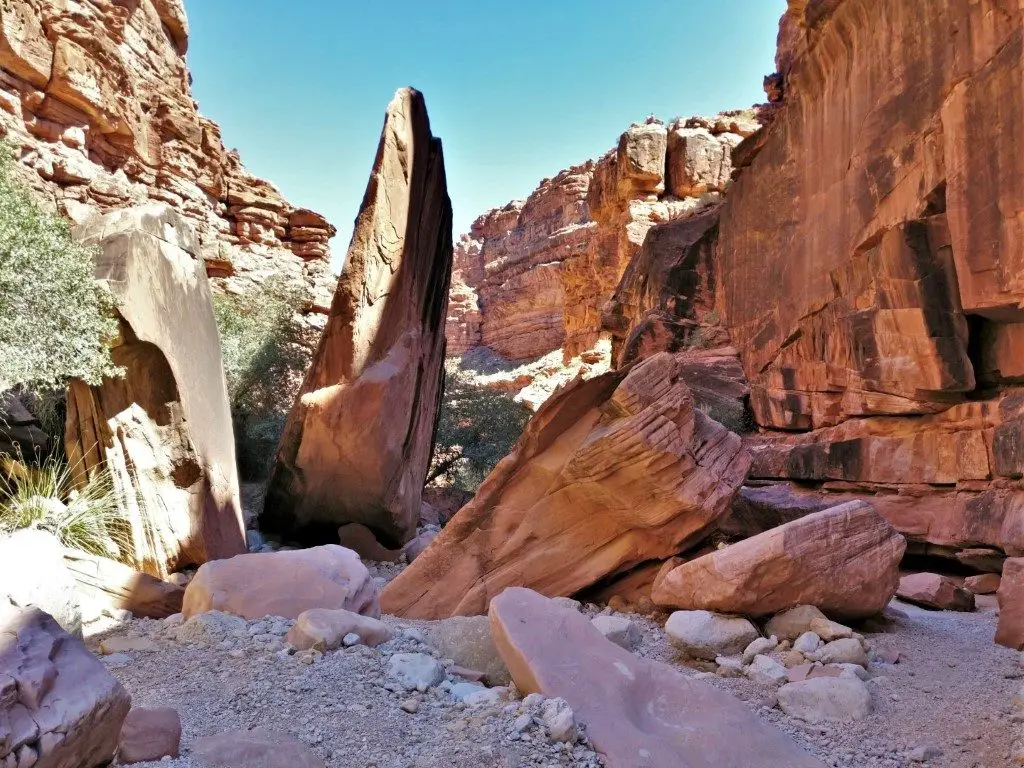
590 615 640 650
765 605 853 642
387 653 445 692
742 636 778 665
540 698 578 743
716 655 745 678
906 745 944 762
399 698 420 714
118 708 181 764
819 638 868 667
664 610 759 661
793 632 821 655
964 573 1001 595
342 633 361 647
747 654 789 685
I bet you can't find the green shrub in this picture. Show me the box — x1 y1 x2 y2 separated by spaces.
0 145 119 389
213 277 309 478
0 451 131 560
429 360 531 492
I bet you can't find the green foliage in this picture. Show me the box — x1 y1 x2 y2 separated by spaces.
429 360 532 492
0 144 119 389
0 451 131 560
213 277 309 478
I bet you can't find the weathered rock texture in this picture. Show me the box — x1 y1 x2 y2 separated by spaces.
181 545 379 621
263 88 452 547
64 205 245 577
0 605 132 768
381 352 750 619
652 501 906 619
448 113 759 365
489 588 825 768
0 0 334 313
713 0 1024 554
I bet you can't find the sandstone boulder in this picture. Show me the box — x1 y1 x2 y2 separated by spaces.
489 588 825 767
0 530 81 636
182 545 379 620
897 573 975 612
65 205 245 578
765 605 854 643
192 729 324 768
996 559 1024 650
964 573 1001 595
0 605 131 768
63 549 183 620
264 88 452 547
382 352 750 619
652 501 905 619
118 707 181 764
285 608 392 651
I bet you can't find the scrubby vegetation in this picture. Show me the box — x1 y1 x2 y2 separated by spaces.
0 144 119 389
213 277 310 478
0 451 130 559
428 359 532 491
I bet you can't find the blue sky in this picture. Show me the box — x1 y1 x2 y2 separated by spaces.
185 1 785 266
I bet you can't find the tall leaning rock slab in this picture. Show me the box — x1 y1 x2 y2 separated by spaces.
382 351 750 619
263 89 453 546
65 205 245 578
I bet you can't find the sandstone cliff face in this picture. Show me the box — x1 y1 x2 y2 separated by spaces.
263 88 452 547
448 113 759 364
599 0 1024 612
0 0 335 314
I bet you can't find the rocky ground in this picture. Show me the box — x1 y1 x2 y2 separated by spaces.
85 562 1020 768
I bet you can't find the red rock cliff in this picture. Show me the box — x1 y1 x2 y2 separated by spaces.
448 113 762 363
0 0 335 315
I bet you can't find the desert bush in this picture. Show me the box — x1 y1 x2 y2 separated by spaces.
0 144 119 389
0 450 131 560
213 277 310 478
429 359 531 492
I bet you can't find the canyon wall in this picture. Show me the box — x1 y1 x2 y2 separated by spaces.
0 0 335 319
447 112 761 363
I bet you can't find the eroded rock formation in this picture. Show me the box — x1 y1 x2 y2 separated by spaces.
381 352 750 619
0 605 131 768
263 88 452 546
64 205 245 577
448 113 759 366
0 0 335 314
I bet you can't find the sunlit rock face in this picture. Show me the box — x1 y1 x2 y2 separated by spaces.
263 88 453 547
0 0 335 318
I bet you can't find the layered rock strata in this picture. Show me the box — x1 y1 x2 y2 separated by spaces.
0 0 335 314
64 205 245 577
263 88 452 546
381 352 750 619
448 113 759 364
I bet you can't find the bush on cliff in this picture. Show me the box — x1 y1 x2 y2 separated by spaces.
0 145 119 389
213 277 310 479
429 360 531 492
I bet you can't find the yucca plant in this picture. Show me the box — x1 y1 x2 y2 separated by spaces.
0 450 133 561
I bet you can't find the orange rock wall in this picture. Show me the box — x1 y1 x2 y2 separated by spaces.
0 0 335 313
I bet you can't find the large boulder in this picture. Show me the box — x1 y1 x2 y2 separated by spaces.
0 390 48 459
489 588 825 767
182 545 379 620
652 501 906 619
382 352 750 619
64 205 245 578
0 605 131 767
263 88 453 547
426 615 510 686
0 530 81 636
